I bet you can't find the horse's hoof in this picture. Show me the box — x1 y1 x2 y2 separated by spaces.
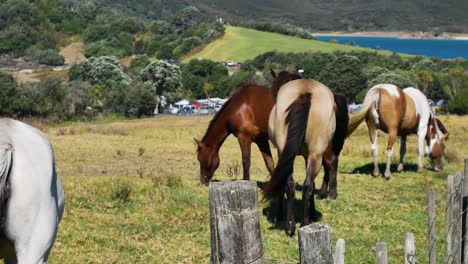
328 192 338 200
384 171 391 180
397 163 404 172
317 191 328 200
417 167 424 173
286 221 296 237
373 170 380 177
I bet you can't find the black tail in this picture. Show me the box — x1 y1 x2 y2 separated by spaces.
263 93 312 201
332 94 349 155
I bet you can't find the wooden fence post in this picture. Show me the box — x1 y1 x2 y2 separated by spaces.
298 223 333 264
405 233 415 264
209 180 263 264
462 158 468 264
376 242 387 264
445 174 463 264
334 239 345 264
428 189 436 264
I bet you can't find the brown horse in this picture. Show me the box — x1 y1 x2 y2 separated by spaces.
348 84 448 179
264 71 337 236
195 84 275 185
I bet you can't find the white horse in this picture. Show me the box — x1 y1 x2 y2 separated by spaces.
0 119 65 263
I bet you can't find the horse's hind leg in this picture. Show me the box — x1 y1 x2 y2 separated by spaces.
301 157 321 227
317 157 330 199
285 173 296 236
384 129 398 179
367 122 380 177
255 136 275 177
238 134 253 181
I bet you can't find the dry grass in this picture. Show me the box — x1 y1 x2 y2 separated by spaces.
47 115 468 263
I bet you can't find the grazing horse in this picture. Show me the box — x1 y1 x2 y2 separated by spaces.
195 84 275 185
264 72 336 236
348 84 448 179
270 70 349 199
0 119 65 263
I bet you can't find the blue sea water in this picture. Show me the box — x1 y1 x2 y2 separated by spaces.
316 36 468 59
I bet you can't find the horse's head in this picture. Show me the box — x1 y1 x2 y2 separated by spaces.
270 69 302 100
195 138 220 185
427 118 449 171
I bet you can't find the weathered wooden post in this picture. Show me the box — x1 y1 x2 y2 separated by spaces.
427 189 436 264
298 223 333 264
209 181 263 264
334 239 345 264
405 233 415 264
445 174 463 264
376 242 387 264
462 158 468 264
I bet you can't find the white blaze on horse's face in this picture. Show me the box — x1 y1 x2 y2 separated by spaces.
428 124 445 172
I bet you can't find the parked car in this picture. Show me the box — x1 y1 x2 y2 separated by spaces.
199 106 216 115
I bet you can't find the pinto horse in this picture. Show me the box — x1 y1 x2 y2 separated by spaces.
348 84 448 179
0 119 65 263
195 84 275 185
264 72 337 236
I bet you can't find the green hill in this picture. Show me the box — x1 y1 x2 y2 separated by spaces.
184 26 389 62
105 0 468 33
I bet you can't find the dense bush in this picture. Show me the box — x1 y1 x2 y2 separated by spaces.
317 55 367 100
444 88 468 114
238 21 315 39
181 59 228 99
0 71 18 115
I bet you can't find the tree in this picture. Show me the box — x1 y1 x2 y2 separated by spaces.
125 81 157 117
368 72 416 89
140 60 182 113
416 71 435 94
64 81 91 118
68 56 131 112
0 72 18 115
181 59 228 99
317 55 367 101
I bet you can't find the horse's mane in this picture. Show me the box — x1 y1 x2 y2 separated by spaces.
200 83 256 145
271 71 303 100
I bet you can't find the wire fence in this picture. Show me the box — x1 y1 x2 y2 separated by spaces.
209 159 468 264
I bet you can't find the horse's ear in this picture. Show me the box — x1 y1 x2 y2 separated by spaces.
270 68 276 78
194 138 203 148
443 132 449 141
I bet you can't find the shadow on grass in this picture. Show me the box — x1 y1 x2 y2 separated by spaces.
256 181 322 233
344 162 419 175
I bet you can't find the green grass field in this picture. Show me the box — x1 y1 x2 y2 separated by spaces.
184 26 391 62
42 115 467 263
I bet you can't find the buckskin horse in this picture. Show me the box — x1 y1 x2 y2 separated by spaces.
264 71 337 236
0 118 65 263
195 84 276 185
347 84 448 179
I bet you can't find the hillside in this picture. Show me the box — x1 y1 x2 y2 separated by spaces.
105 0 468 33
184 26 390 62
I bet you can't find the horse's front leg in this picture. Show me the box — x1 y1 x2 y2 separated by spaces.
238 134 252 181
327 153 339 199
417 130 426 173
285 173 296 236
302 157 321 227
